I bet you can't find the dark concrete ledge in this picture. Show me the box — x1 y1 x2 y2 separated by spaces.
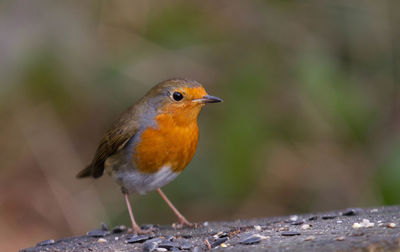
21 205 400 252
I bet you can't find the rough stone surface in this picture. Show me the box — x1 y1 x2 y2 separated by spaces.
21 206 400 252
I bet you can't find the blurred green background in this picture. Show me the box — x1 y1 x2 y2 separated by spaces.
1 0 400 250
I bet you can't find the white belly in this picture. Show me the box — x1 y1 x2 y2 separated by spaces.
112 164 179 195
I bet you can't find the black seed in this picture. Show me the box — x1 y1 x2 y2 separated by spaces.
86 229 110 237
101 222 109 231
239 235 262 245
193 247 202 252
112 225 126 233
291 220 304 225
164 235 174 241
342 208 362 216
146 237 163 244
211 237 228 248
308 216 318 221
281 231 301 236
158 240 179 249
218 232 229 238
126 234 154 243
179 241 192 250
36 239 55 246
342 210 355 216
322 214 337 220
143 241 158 252
142 238 163 252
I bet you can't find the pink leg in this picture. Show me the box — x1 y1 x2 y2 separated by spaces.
156 188 193 227
124 193 152 234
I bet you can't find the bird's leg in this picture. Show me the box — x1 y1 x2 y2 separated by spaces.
156 188 194 228
123 192 153 234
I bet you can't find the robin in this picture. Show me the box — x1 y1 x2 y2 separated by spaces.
76 78 222 234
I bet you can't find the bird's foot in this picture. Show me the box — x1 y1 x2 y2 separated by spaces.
127 225 157 235
172 218 200 229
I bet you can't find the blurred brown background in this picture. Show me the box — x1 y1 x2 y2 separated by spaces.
1 0 400 250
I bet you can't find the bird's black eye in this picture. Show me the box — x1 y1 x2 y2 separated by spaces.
172 92 184 101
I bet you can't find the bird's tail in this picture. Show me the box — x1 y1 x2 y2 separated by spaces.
76 165 92 178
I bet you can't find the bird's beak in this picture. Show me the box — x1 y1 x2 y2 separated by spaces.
193 95 223 104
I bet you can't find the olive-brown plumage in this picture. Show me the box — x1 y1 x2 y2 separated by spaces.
76 78 222 234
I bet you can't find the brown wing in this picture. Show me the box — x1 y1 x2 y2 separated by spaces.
76 109 139 178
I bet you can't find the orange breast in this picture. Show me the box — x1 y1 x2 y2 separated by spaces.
133 113 199 173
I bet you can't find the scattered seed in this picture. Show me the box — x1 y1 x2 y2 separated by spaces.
213 231 223 239
86 229 110 237
115 237 119 241
179 241 192 250
336 236 345 241
305 236 315 241
387 223 396 228
337 220 343 224
279 227 289 231
126 234 154 244
221 243 228 248
203 222 209 227
352 219 374 229
362 219 375 227
291 220 304 226
290 215 299 222
164 236 174 241
254 225 262 231
146 238 163 244
101 222 109 231
142 238 163 252
322 214 337 220
193 246 202 252
342 208 361 216
143 241 158 252
301 224 311 230
204 239 211 250
370 208 378 213
36 239 55 246
112 225 126 233
239 234 262 245
97 238 107 243
211 237 228 248
229 229 241 237
155 248 167 252
213 231 228 239
158 241 179 250
281 231 301 236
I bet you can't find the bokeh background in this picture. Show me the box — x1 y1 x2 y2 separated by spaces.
1 0 400 250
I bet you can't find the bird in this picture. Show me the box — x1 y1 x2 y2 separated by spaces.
76 78 222 234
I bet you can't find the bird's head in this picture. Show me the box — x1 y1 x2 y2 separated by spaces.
142 78 222 125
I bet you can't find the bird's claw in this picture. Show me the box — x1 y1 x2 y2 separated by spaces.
127 226 157 235
172 219 200 229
